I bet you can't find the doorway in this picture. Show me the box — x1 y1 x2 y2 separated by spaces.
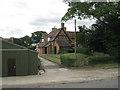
8 59 16 76
54 46 57 54
45 47 47 54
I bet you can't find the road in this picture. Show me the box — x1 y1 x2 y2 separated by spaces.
2 56 119 88
38 78 119 88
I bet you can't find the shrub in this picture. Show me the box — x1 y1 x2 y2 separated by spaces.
60 54 77 67
72 47 90 55
88 56 116 65
107 46 120 60
60 53 87 67
58 48 69 54
28 45 36 50
69 48 74 53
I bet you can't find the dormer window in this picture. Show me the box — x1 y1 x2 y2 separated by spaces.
42 39 44 42
48 37 50 41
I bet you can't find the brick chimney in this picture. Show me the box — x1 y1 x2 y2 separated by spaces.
3 38 14 43
52 28 57 31
61 23 64 28
61 23 66 31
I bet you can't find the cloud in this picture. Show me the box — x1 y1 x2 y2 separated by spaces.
0 28 23 38
0 0 95 38
7 29 23 35
29 17 61 26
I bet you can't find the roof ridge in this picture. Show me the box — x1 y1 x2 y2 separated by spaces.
1 39 37 53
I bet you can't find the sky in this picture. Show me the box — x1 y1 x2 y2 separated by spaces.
0 0 95 38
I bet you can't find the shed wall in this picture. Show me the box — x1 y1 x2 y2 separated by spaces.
2 50 28 76
2 40 38 77
28 50 38 75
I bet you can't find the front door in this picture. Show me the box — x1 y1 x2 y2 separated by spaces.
45 47 47 54
8 59 16 76
54 46 57 54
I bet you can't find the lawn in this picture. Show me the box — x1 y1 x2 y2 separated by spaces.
41 54 61 64
61 53 87 59
41 53 87 65
41 54 119 68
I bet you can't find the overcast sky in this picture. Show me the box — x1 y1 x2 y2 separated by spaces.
0 0 95 38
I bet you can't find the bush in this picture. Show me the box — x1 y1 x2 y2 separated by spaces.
58 48 69 54
107 46 120 60
60 53 77 67
28 45 36 50
72 47 90 55
60 53 87 67
88 56 116 65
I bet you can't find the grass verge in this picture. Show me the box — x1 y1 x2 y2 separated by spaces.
41 54 61 65
41 54 119 69
69 63 119 70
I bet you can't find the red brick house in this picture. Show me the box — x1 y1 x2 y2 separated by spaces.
36 23 75 54
3 38 14 43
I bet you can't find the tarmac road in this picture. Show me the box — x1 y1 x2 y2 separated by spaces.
2 56 119 88
1 77 119 88
38 77 119 88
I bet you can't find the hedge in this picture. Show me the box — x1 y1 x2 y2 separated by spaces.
60 53 87 67
72 47 90 55
58 49 69 54
58 48 73 54
88 56 116 65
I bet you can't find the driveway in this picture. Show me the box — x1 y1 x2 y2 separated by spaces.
2 56 119 88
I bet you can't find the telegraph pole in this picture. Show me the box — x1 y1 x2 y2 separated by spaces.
74 19 77 59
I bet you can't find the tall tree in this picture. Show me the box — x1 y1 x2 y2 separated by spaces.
62 2 120 58
31 31 46 43
13 31 47 50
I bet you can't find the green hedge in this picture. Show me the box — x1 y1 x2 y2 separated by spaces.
88 56 116 65
60 53 87 67
72 47 90 55
58 48 70 54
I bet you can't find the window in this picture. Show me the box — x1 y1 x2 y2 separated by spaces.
42 39 44 42
48 37 50 41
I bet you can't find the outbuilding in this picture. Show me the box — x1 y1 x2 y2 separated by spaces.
0 38 39 77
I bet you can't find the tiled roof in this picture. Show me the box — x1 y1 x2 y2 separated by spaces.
56 39 71 47
66 31 75 39
38 42 49 48
48 28 60 41
3 38 14 43
41 28 74 42
42 33 48 42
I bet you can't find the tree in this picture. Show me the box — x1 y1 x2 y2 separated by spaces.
20 35 32 48
76 25 89 46
31 31 46 43
62 2 120 59
13 31 47 50
62 2 119 22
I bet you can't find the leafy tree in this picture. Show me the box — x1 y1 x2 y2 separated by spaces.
31 31 46 43
76 25 89 46
13 31 47 50
13 38 21 45
62 2 120 59
19 35 32 47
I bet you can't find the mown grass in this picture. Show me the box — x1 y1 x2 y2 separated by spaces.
90 63 118 67
41 54 61 64
62 53 87 59
41 54 119 69
69 63 119 70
